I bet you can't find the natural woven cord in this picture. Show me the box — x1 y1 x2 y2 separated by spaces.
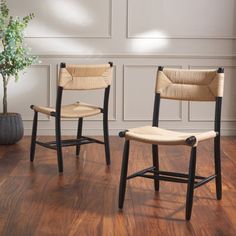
125 126 217 147
156 68 224 101
59 64 113 90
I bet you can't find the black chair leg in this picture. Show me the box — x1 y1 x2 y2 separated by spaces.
214 136 222 200
119 140 130 209
30 111 38 162
103 113 110 165
76 118 83 156
186 147 197 220
152 144 159 191
55 116 63 173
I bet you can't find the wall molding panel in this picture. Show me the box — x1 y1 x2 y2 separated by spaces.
0 64 51 122
7 0 235 136
188 65 236 122
23 64 51 121
8 0 113 38
123 65 183 121
127 0 236 39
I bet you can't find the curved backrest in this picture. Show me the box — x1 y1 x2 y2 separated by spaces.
155 68 224 101
59 63 113 90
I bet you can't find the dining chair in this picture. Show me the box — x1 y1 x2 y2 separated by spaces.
118 67 224 220
30 62 113 173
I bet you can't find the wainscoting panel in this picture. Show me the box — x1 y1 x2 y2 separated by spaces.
127 0 236 39
189 66 236 122
0 65 51 121
7 0 112 38
123 65 182 121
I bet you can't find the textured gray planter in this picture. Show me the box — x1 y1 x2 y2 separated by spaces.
0 113 24 145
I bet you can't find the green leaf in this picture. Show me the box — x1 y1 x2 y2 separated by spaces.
0 0 37 81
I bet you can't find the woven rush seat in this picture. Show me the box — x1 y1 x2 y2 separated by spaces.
125 126 217 146
32 102 101 118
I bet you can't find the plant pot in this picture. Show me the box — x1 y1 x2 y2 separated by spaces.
0 113 24 145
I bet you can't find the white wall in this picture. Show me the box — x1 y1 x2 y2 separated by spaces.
1 0 236 135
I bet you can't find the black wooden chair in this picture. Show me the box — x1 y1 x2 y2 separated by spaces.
118 67 224 220
30 62 113 173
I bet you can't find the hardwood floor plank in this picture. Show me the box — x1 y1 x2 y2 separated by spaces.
0 136 236 236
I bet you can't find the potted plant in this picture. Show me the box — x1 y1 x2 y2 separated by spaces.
0 0 36 144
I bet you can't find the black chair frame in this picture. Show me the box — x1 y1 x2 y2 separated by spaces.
30 62 113 173
118 66 224 220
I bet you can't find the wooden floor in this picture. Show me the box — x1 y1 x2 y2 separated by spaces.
0 136 236 236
